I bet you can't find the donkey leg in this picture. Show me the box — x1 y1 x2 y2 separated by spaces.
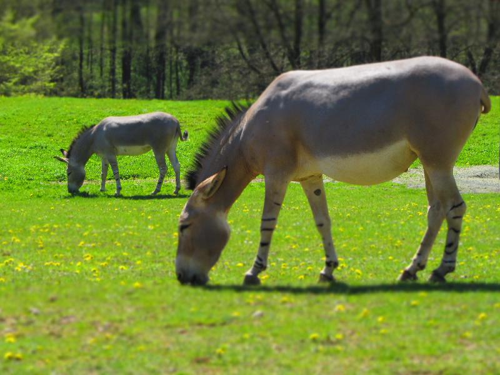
399 169 464 282
167 148 181 195
100 159 109 192
244 176 289 286
108 155 122 196
399 170 443 281
152 150 167 195
300 176 339 283
429 173 466 283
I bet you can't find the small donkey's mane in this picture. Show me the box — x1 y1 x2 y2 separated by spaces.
185 102 250 190
67 125 96 159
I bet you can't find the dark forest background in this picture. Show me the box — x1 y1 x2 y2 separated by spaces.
1 0 499 99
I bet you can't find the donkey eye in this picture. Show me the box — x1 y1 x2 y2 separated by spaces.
179 223 192 233
67 171 72 175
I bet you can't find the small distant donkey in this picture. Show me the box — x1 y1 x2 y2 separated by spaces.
55 112 188 196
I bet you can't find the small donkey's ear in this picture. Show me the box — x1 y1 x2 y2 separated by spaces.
54 156 69 164
60 149 68 157
196 167 227 200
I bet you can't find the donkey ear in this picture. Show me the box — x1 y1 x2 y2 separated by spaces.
54 156 69 164
60 149 68 157
196 167 227 200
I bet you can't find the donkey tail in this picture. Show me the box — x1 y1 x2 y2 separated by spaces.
480 86 491 114
177 124 189 142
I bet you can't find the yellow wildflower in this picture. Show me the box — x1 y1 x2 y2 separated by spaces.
4 334 16 343
335 304 346 312
309 333 320 341
4 352 22 361
461 331 472 339
358 308 370 318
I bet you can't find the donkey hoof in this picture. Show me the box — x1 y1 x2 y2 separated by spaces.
243 274 261 286
398 270 418 282
174 190 180 195
114 192 122 197
429 271 447 283
100 188 106 192
151 190 159 196
319 273 335 283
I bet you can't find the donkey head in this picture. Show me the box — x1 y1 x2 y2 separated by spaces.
54 149 85 194
176 168 230 285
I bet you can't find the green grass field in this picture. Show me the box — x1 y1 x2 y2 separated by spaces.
0 97 499 374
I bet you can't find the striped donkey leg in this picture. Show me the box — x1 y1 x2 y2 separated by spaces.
100 159 109 192
399 170 444 281
429 176 466 283
152 151 167 195
244 176 289 285
300 176 339 283
108 155 122 197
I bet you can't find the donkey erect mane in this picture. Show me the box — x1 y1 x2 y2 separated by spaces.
185 102 250 190
66 125 96 159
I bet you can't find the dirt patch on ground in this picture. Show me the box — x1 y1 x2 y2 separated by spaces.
393 166 500 194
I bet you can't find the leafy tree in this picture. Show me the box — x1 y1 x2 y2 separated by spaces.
0 10 65 96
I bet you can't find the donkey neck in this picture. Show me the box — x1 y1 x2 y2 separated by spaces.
211 163 256 214
69 129 95 166
201 128 256 213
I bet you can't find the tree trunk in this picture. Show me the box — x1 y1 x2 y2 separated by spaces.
78 5 86 96
293 0 304 68
175 46 180 97
240 0 281 74
110 0 118 98
478 0 500 77
121 0 132 98
317 0 326 66
144 0 152 97
154 0 169 99
87 10 93 79
186 0 200 88
99 1 106 80
266 0 295 69
433 0 447 58
365 0 383 62
168 50 173 99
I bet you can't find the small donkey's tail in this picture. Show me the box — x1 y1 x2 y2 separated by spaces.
177 124 189 142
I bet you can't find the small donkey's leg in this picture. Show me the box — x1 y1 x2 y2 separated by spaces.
100 159 109 192
108 155 122 196
152 150 167 195
244 176 289 285
167 148 181 195
300 176 339 283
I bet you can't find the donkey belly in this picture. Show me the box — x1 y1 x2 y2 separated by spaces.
116 145 152 156
318 140 417 185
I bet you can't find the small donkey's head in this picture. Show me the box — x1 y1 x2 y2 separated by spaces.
176 168 230 285
54 149 86 194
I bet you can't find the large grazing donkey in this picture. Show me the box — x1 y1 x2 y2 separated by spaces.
55 112 188 196
176 57 491 286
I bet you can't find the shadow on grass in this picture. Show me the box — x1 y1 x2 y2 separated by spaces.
202 282 500 295
64 192 189 200
113 193 190 200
